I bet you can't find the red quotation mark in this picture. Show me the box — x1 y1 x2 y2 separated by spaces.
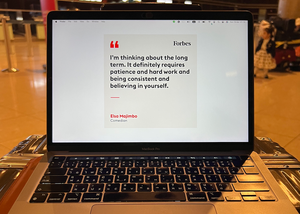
110 41 119 48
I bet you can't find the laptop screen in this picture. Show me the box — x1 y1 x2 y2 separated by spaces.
48 11 253 149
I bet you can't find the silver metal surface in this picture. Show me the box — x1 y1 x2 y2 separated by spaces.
6 135 47 155
0 169 22 200
255 137 300 212
0 135 46 200
1 18 18 73
24 23 33 57
270 169 300 211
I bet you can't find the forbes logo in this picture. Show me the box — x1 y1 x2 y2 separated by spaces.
174 41 191 46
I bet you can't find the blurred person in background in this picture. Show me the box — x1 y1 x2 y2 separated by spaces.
254 20 277 78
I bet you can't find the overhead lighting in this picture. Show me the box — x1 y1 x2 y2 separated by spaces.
184 0 192 4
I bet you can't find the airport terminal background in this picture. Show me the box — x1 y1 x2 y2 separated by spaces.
0 0 300 160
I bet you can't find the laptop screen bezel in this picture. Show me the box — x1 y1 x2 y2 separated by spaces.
47 10 254 153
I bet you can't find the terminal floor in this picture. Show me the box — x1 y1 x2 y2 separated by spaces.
0 38 300 160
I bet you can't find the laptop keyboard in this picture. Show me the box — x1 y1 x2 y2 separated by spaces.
30 156 276 203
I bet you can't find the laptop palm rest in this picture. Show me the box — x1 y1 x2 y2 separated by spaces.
91 204 216 214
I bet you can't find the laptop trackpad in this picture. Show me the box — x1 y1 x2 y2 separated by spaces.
91 204 216 214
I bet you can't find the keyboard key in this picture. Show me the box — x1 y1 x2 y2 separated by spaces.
83 175 98 183
146 175 159 183
154 184 168 191
36 184 72 192
149 160 161 167
82 168 97 175
243 196 259 201
219 160 232 167
169 183 184 191
98 167 111 175
47 193 64 203
112 167 126 175
68 175 83 183
130 175 144 183
200 167 214 174
233 183 269 192
201 183 216 191
92 160 105 167
105 184 120 192
127 167 140 174
44 168 67 176
30 193 48 203
100 175 114 183
64 161 77 168
52 156 66 161
82 193 102 202
138 184 152 192
67 157 94 161
122 184 136 192
204 160 218 167
243 167 259 174
259 195 276 201
175 175 190 183
49 161 64 168
163 160 175 167
191 175 205 182
67 168 82 175
214 167 229 174
157 167 169 174
103 192 185 202
226 195 242 201
121 160 133 167
240 192 256 196
135 160 147 167
208 192 224 201
107 160 119 167
187 192 207 201
205 175 221 182
236 175 264 183
115 175 129 183
41 176 67 183
185 167 199 174
229 167 244 174
190 160 203 167
64 193 81 202
161 175 174 182
72 184 88 192
185 183 200 191
89 184 104 192
142 167 155 174
78 161 91 167
176 160 189 167
221 175 236 183
216 183 233 191
171 167 184 174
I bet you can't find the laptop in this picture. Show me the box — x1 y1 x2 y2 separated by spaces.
9 10 297 214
